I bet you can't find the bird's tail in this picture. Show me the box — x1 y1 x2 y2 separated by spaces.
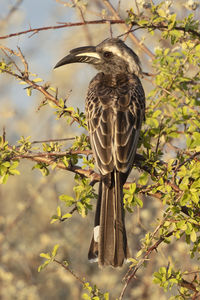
88 171 130 267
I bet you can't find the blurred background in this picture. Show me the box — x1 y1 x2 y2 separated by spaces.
0 1 199 299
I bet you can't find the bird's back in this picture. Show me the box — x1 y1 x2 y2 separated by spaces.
86 72 145 178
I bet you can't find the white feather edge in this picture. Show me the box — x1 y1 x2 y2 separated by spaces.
94 225 100 242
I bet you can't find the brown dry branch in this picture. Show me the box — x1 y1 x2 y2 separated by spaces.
0 46 22 74
8 145 164 198
0 19 124 40
102 0 155 59
55 0 73 7
32 137 76 144
132 23 200 39
119 231 174 300
54 258 86 285
14 152 98 180
72 0 93 44
0 54 81 125
0 17 199 51
175 151 200 173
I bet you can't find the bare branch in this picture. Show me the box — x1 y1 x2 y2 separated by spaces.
72 0 93 44
0 19 124 40
102 0 155 59
54 259 86 285
119 231 174 300
0 62 81 124
17 46 29 77
32 137 76 144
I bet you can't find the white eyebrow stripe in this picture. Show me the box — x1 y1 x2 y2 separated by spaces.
76 52 101 59
103 45 138 73
103 45 123 58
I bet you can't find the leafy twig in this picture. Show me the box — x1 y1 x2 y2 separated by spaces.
119 231 174 300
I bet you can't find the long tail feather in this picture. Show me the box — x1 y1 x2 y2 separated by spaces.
88 171 130 267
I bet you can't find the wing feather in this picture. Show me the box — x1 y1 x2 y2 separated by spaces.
85 73 145 176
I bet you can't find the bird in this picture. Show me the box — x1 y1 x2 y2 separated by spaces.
54 38 145 267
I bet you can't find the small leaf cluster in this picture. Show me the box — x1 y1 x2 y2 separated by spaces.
82 282 109 300
38 244 60 272
0 60 12 73
0 136 20 184
153 266 183 292
20 75 43 96
153 266 200 299
47 87 87 129
51 175 97 222
127 1 199 41
71 134 91 151
123 182 143 212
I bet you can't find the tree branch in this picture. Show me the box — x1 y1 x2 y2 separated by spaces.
119 231 174 300
102 0 155 59
0 19 124 40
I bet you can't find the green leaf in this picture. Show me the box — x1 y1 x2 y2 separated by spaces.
61 213 72 219
33 78 43 83
52 244 59 257
50 215 59 224
59 194 75 206
128 258 138 267
129 183 137 194
57 206 61 217
9 169 20 175
82 293 90 300
176 220 187 230
26 88 32 96
138 172 149 185
40 253 51 259
190 229 197 242
103 292 109 300
0 174 9 184
38 259 51 272
168 14 176 30
134 195 143 208
49 87 56 92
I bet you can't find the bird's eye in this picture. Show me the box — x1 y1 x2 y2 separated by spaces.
103 51 113 58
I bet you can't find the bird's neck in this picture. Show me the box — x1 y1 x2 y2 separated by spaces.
101 72 130 87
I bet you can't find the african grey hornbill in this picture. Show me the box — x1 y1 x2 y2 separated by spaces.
54 38 145 267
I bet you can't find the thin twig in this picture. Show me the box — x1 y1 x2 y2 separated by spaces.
0 19 124 40
72 0 92 44
102 0 155 59
175 151 200 173
54 259 86 285
17 46 29 77
32 137 76 144
0 47 22 74
119 231 174 300
0 64 80 125
14 150 93 158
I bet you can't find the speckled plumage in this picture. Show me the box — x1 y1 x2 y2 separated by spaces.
55 38 145 267
87 71 145 267
86 72 145 175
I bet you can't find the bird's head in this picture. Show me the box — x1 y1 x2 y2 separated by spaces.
54 38 142 75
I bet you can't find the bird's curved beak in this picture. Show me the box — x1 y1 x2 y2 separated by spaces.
54 46 101 69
